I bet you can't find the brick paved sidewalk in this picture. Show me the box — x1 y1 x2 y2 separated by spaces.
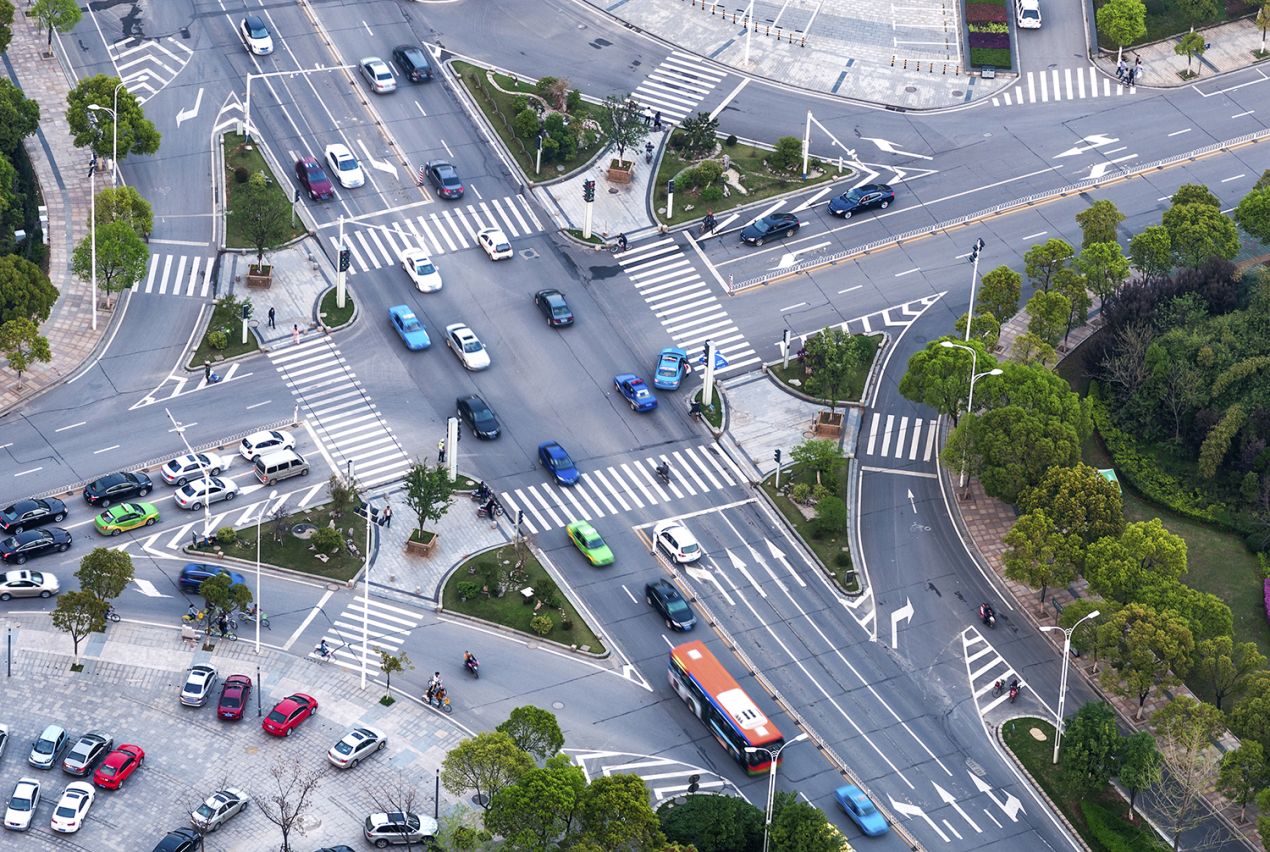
1093 18 1270 88
0 17 111 411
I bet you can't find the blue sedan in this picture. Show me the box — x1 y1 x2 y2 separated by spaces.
834 785 888 836
653 347 689 390
538 441 579 486
614 373 657 412
388 305 430 350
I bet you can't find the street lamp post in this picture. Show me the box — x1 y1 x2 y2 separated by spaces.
940 340 1002 489
163 409 213 535
745 732 809 852
255 489 277 654
86 102 118 189
88 162 97 332
1041 610 1101 764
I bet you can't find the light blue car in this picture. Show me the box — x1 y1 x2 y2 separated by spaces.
388 305 430 350
653 347 689 390
834 784 888 836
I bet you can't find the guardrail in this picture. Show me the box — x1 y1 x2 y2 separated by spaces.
729 128 1270 293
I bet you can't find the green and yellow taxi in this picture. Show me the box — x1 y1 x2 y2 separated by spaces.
565 520 614 567
94 502 159 536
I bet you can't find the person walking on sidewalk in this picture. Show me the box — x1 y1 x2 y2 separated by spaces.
292 324 301 345
381 505 393 528
643 106 651 127
653 110 662 131
203 361 211 382
1116 58 1126 80
267 306 276 329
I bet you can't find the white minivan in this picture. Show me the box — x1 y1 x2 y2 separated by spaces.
1016 0 1041 28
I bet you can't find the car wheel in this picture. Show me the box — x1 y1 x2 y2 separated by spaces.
880 200 890 209
191 502 203 511
40 590 52 598
284 727 291 737
210 467 222 476
224 492 236 502
110 528 121 536
300 468 309 477
378 740 386 750
100 499 111 508
145 517 156 526
57 544 69 553
12 525 23 533
0 593 11 602
139 487 151 497
755 237 765 246
785 228 796 237
667 618 675 630
54 513 66 522
351 758 359 768
210 822 219 833
15 555 26 565
843 210 853 219
376 841 390 849
646 595 654 606
177 477 188 487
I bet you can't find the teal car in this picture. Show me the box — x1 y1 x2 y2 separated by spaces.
565 521 614 567
94 502 159 536
653 347 689 390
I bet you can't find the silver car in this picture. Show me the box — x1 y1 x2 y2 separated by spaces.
0 569 60 601
61 731 112 776
180 665 218 707
173 476 239 511
191 787 249 831
359 57 397 94
327 726 387 769
28 724 68 769
161 452 226 486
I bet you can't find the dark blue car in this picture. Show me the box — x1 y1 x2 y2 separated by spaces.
538 441 579 486
614 373 658 412
179 563 246 593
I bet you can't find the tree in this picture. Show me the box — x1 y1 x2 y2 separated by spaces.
1019 463 1125 548
1229 673 1270 752
800 326 867 412
597 94 644 163
66 74 160 160
377 647 413 699
0 0 13 54
1175 30 1207 75
496 705 565 763
1010 331 1056 367
198 571 252 641
1060 701 1121 793
253 758 323 852
1177 0 1220 24
1217 741 1267 822
74 547 134 606
955 309 1001 351
0 79 39 157
813 494 846 538
1076 199 1125 248
768 136 803 173
974 361 1092 436
899 337 993 425
978 265 1022 317
72 220 149 306
93 185 153 237
769 791 841 852
1171 183 1221 209
1163 201 1239 267
1258 1 1270 53
1129 225 1173 281
326 472 360 518
1098 603 1194 718
32 0 79 46
1096 0 1147 63
1024 288 1070 347
0 255 59 326
1084 517 1188 604
1118 731 1162 821
1059 598 1115 665
1003 510 1078 603
676 112 719 158
1076 241 1131 300
1137 582 1231 644
0 318 51 381
239 172 292 265
1151 694 1225 849
1053 267 1091 344
441 731 534 809
578 773 665 850
1024 238 1075 293
484 754 586 849
658 794 765 852
50 590 107 664
1235 185 1270 246
789 438 842 486
943 406 1081 503
403 462 454 539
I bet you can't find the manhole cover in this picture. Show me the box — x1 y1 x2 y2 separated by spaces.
552 701 565 710
905 86 917 93
952 90 964 97
292 523 317 540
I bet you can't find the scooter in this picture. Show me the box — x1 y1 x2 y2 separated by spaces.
464 656 480 679
470 483 491 503
1009 683 1022 703
426 688 454 713
477 501 503 519
655 464 672 485
979 603 996 628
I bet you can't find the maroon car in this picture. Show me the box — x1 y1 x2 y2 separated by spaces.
217 674 253 721
295 156 334 201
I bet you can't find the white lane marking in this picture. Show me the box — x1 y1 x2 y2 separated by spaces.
93 445 120 454
1167 128 1192 136
55 421 87 432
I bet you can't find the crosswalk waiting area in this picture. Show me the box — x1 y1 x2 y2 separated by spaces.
325 194 543 274
499 443 746 535
992 68 1136 106
861 413 940 463
631 51 728 125
131 253 216 298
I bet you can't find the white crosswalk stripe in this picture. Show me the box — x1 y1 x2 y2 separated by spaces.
631 51 728 125
566 749 743 804
331 195 544 274
861 413 939 462
313 594 427 670
615 238 760 376
108 36 194 104
500 443 744 535
992 68 1136 106
130 253 216 298
962 628 1027 716
269 337 413 489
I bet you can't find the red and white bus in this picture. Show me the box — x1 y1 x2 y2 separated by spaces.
668 640 785 775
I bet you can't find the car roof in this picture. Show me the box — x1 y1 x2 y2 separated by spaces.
244 14 265 27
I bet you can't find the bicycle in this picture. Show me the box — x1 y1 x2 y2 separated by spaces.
241 609 271 630
210 628 237 642
181 609 207 624
105 605 121 623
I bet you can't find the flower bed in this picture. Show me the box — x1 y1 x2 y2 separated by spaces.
965 0 1014 69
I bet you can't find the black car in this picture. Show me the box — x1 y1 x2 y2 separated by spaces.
179 564 245 594
392 45 433 82
533 289 574 327
827 183 895 218
645 578 697 631
456 395 501 440
152 827 203 852
0 497 67 534
84 471 152 507
740 212 800 246
424 161 464 199
0 528 72 565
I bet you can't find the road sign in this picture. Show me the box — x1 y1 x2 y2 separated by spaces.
698 351 729 369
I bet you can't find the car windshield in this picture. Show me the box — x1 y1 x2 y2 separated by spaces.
195 803 215 819
681 542 700 554
666 597 691 616
34 739 54 754
306 163 327 180
246 20 267 38
472 408 494 424
96 765 116 777
554 450 574 468
338 158 357 171
401 318 423 332
9 794 32 810
552 305 570 316
463 340 483 353
220 693 241 708
755 216 776 230
266 710 286 723
583 532 604 548
55 804 78 817
414 260 435 274
336 740 356 755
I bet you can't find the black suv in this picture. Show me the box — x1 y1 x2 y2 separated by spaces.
424 161 463 199
84 471 152 507
392 45 433 82
456 395 501 440
0 497 67 534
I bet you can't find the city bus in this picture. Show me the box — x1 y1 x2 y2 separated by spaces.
668 640 785 775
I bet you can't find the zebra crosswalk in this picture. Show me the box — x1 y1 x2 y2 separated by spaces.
992 67 1136 107
632 51 727 125
325 195 543 274
130 253 216 298
312 594 426 670
616 238 760 376
108 36 194 104
499 443 746 535
268 337 413 489
962 627 1027 718
861 413 940 463
565 749 744 805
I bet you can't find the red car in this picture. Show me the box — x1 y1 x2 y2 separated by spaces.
263 693 318 736
92 744 144 789
294 156 334 201
217 674 253 721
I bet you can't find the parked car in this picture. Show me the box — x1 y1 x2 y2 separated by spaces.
566 521 614 567
49 782 94 833
0 723 8 759
389 306 431 351
827 183 894 219
653 520 701 564
834 784 889 836
92 744 144 790
400 247 442 292
0 569 59 601
239 429 295 460
740 212 800 246
327 726 387 769
533 289 574 327
238 15 273 55
445 323 490 370
645 578 697 630
423 160 463 199
28 724 68 769
653 347 689 390
62 732 113 776
1 528 71 565
84 471 152 507
538 441 579 486
178 564 246 594
392 45 433 81
476 227 513 260
3 777 40 831
294 156 335 201
456 395 500 440
151 827 202 852
364 811 438 847
173 477 239 511
161 452 225 487
324 143 364 189
180 665 218 707
217 675 252 721
614 374 658 412
190 788 249 832
262 693 318 736
0 497 67 534
94 502 159 536
359 57 397 94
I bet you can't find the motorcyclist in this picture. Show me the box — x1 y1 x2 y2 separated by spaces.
464 651 478 673
217 613 229 635
655 461 671 481
702 210 717 233
979 602 995 626
616 233 628 252
427 671 443 700
186 603 198 622
318 639 331 659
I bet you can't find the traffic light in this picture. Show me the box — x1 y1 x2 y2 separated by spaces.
774 448 782 464
338 249 351 272
667 179 675 195
241 301 252 320
582 179 595 203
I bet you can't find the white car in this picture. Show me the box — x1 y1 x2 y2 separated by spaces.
180 664 219 707
653 520 702 564
238 15 273 55
324 143 364 189
400 247 442 292
49 782 94 833
359 57 397 94
0 723 8 760
239 429 295 460
328 726 387 769
477 227 513 261
444 323 491 371
191 788 249 831
174 477 240 511
28 724 68 769
4 777 40 831
161 452 226 486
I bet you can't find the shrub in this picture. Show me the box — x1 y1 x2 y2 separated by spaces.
216 527 238 546
812 483 833 504
700 186 723 203
768 136 803 172
813 495 847 538
1264 578 1270 624
965 4 1007 21
969 32 1010 49
790 482 812 504
834 551 852 568
696 160 724 185
530 614 554 636
725 134 737 147
207 330 228 351
970 47 1013 68
1080 799 1166 852
512 107 539 140
456 580 481 601
566 89 582 113
968 22 1009 32
233 166 249 183
313 526 342 554
511 95 530 114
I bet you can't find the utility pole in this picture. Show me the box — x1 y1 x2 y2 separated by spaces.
667 179 675 219
965 238 986 341
336 215 348 309
446 417 459 482
581 179 595 240
701 339 717 407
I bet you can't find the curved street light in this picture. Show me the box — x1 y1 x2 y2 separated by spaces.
940 340 1003 489
1041 609 1101 763
745 732 809 852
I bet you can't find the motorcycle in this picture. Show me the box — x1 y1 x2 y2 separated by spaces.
644 141 654 164
979 603 996 628
1009 683 1022 704
464 656 480 678
426 688 454 714
655 463 672 485
477 501 503 519
315 643 336 663
470 483 491 503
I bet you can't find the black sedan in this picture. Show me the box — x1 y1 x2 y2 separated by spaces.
392 45 433 82
740 212 800 246
645 579 697 631
827 183 895 218
533 289 574 327
424 161 464 199
84 471 152 507
0 497 67 534
456 395 501 440
0 528 72 565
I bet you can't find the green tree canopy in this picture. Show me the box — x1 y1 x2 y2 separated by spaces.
1234 185 1270 246
93 185 153 237
1060 701 1121 793
1193 636 1266 711
1137 581 1231 645
578 773 665 850
1025 288 1071 347
658 794 764 852
769 791 842 852
1058 598 1114 659
1217 741 1268 823
1023 238 1075 293
198 572 252 639
50 589 107 663
1153 694 1225 758
496 705 565 763
72 219 149 304
1084 517 1188 604
0 78 40 156
441 731 534 810
789 438 842 484
1076 241 1131 300
1053 267 1091 343
238 172 292 264
800 326 868 411
971 360 1093 438
0 255 59 326
1076 200 1125 248
977 265 1022 318
898 337 993 424
1174 30 1208 72
31 0 80 46
1018 463 1125 547
1229 673 1270 752
0 317 51 380
597 94 644 162
1096 0 1147 60
66 74 160 160
1172 183 1221 209
1098 603 1195 718
942 406 1082 503
1128 225 1172 281
1003 510 1079 602
676 112 720 158
484 754 586 849
74 547 134 604
1117 731 1162 821
955 309 1001 351
0 0 13 54
403 462 455 536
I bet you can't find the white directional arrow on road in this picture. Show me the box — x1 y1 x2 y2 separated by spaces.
356 140 399 176
726 549 767 598
907 489 917 513
933 782 983 832
132 578 168 597
862 137 934 161
1086 155 1138 180
888 797 949 841
176 87 204 127
775 242 831 269
746 543 787 594
685 564 735 606
1054 133 1119 158
765 539 806 588
969 773 1026 822
791 184 839 212
890 597 914 649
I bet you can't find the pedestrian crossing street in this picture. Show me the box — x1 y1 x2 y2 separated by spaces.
962 627 1028 718
861 412 940 463
992 67 1136 107
269 337 413 489
108 36 194 104
632 51 727 125
565 749 743 805
325 194 544 275
499 442 747 536
616 237 760 377
130 253 216 298
312 593 426 671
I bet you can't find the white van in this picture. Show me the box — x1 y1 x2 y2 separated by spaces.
1017 0 1042 28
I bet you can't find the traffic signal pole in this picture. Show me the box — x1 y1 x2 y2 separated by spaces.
336 214 347 309
581 180 595 240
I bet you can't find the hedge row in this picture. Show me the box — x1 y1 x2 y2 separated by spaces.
964 0 1013 69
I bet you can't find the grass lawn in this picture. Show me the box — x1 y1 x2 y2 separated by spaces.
452 61 603 182
760 462 858 593
187 295 259 369
767 334 879 403
443 545 606 653
652 139 845 227
193 506 368 583
223 132 306 250
1003 718 1168 851
319 288 355 329
691 387 724 429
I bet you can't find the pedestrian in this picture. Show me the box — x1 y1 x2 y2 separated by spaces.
203 361 211 381
437 438 446 464
1134 56 1142 82
267 306 276 329
1116 58 1126 80
381 505 393 528
653 110 662 131
292 324 301 345
643 106 651 127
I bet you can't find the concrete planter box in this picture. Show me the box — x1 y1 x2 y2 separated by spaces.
813 410 844 438
246 264 273 289
406 530 437 556
606 159 634 183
